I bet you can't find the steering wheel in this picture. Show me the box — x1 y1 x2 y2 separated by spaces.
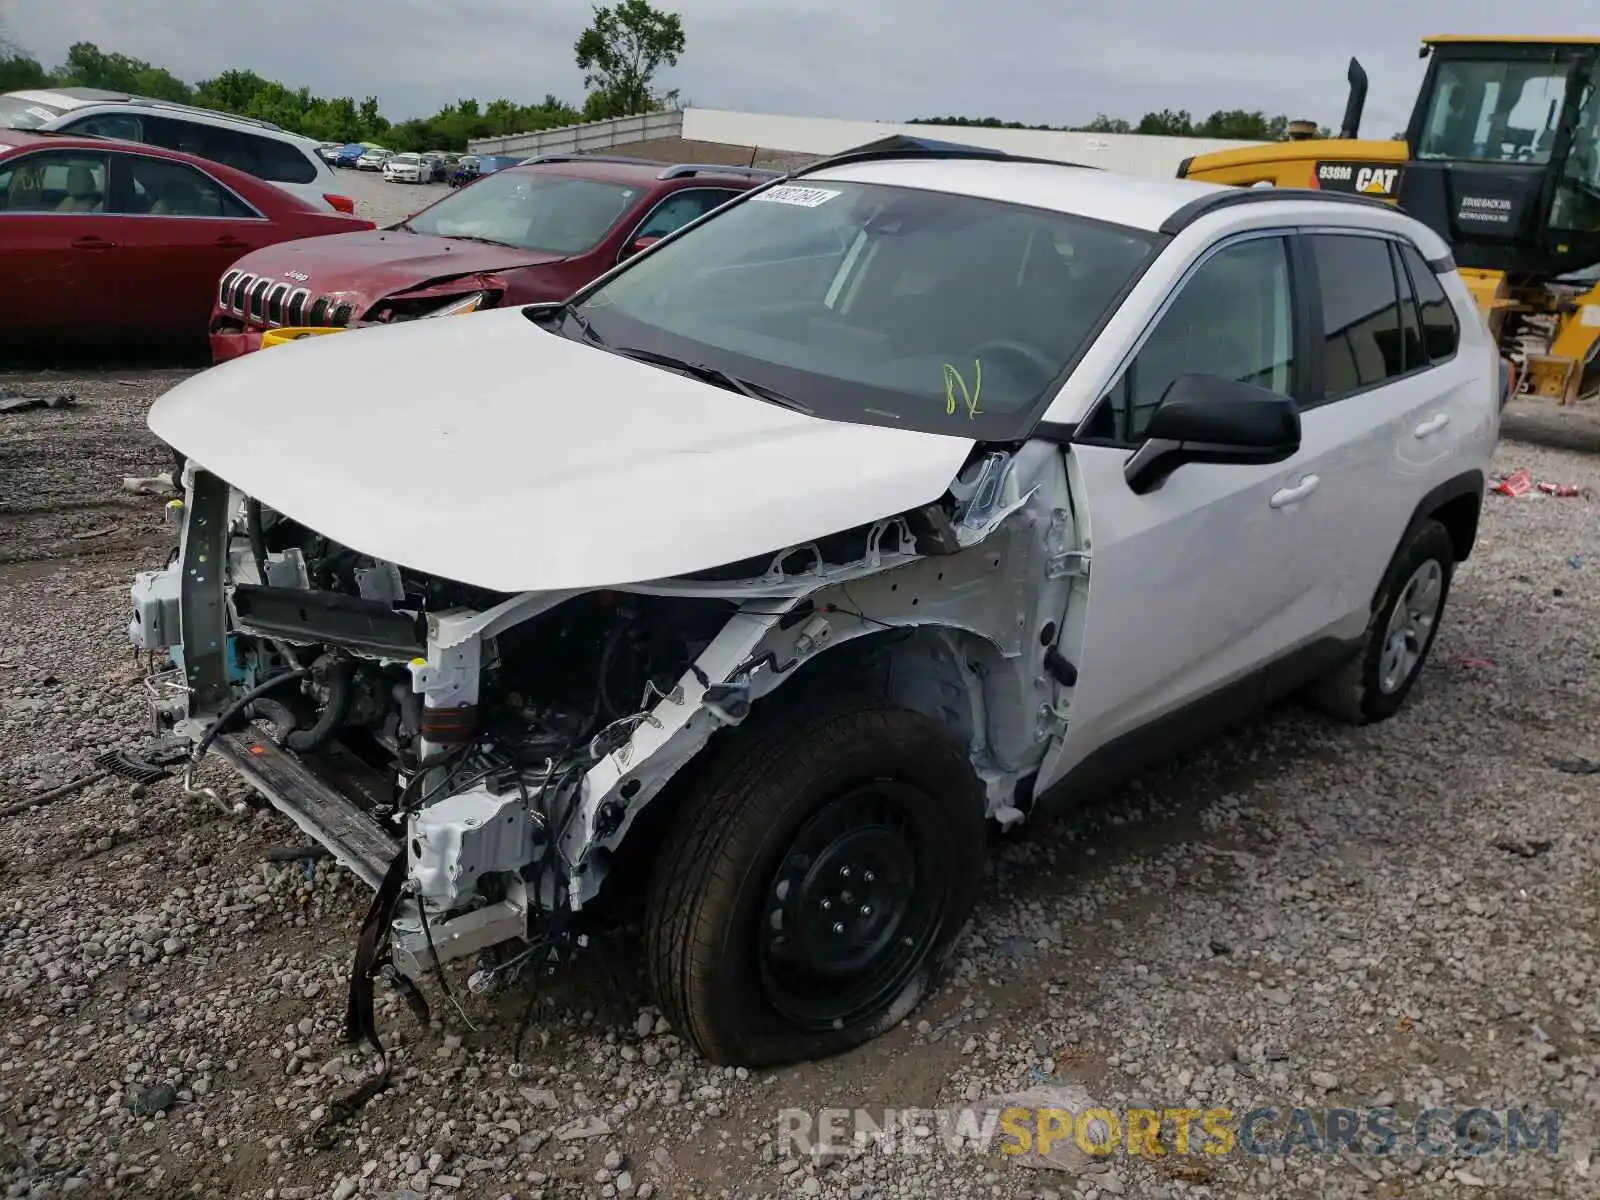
969 338 1058 385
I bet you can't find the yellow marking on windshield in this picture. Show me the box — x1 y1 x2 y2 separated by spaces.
942 360 983 419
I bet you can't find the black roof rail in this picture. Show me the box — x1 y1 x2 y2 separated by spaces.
785 133 1100 177
1158 185 1399 235
656 162 785 180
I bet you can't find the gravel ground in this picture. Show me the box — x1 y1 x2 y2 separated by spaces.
334 170 451 228
1 370 1597 1200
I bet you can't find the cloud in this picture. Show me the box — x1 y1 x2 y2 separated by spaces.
5 0 1597 138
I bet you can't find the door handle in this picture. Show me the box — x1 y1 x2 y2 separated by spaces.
1269 474 1320 509
1413 413 1450 438
71 235 115 250
214 236 249 249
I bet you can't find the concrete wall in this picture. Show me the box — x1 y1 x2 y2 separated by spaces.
468 107 1266 179
468 110 683 156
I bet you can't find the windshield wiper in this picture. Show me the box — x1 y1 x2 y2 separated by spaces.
612 347 813 414
448 234 517 248
560 304 606 346
391 220 417 233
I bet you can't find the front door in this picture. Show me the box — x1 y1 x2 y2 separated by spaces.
1038 232 1331 790
0 148 120 341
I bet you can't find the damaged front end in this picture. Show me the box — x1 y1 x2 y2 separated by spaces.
130 441 1083 1015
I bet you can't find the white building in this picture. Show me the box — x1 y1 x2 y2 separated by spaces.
468 108 1264 179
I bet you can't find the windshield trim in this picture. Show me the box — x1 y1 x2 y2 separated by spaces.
538 176 1170 442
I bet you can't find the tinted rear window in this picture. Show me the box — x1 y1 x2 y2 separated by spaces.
248 133 317 183
1310 233 1406 398
1398 243 1461 364
136 116 316 184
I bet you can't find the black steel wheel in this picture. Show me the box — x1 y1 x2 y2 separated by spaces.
645 699 985 1067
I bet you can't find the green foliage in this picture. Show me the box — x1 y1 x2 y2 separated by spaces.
909 109 1334 141
574 0 684 119
0 38 582 151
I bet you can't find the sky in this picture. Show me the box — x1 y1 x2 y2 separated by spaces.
4 1 1598 137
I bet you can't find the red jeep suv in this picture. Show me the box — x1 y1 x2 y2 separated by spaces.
207 154 781 361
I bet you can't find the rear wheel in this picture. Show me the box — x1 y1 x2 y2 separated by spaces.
644 699 985 1067
1307 519 1455 724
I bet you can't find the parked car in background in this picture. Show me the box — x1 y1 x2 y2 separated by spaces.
0 131 373 353
207 155 780 360
383 152 430 183
137 139 1498 1069
316 142 342 164
334 143 367 168
420 152 447 181
448 155 480 187
0 88 354 214
356 148 393 171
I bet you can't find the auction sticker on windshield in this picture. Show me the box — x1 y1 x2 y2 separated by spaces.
756 185 841 207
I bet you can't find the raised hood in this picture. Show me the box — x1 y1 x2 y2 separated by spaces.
233 229 564 298
149 308 979 593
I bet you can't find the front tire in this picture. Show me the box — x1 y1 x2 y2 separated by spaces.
644 699 986 1067
1307 519 1455 724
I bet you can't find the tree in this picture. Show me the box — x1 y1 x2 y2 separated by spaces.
573 0 685 120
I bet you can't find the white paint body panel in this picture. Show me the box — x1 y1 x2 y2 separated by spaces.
147 308 979 593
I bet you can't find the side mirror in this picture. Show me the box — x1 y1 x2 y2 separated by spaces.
623 234 661 260
1123 374 1300 494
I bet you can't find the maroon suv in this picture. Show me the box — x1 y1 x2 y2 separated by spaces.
208 154 780 362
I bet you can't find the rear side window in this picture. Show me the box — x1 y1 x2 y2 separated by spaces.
247 133 317 184
142 117 258 176
1309 233 1406 399
1397 243 1461 364
1389 242 1426 371
125 155 257 219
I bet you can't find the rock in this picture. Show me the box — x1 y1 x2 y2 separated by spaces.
131 1084 176 1115
330 1177 357 1200
554 1116 610 1141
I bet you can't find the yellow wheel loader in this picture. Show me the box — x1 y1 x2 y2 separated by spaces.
1178 36 1600 405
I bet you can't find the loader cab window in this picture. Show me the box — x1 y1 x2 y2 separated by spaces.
1552 79 1600 234
1417 58 1569 165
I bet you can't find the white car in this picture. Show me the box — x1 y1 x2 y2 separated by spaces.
357 148 393 171
0 88 354 215
129 141 1499 1069
383 152 428 183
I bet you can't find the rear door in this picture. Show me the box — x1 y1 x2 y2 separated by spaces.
0 148 120 338
110 152 275 342
1038 231 1331 788
1288 231 1466 631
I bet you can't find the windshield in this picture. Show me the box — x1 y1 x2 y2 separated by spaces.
0 95 65 131
1417 57 1571 164
406 169 643 253
567 178 1158 437
393 153 419 163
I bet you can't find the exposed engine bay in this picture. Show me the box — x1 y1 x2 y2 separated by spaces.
129 441 1084 1012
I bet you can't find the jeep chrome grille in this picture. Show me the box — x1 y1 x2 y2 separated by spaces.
216 272 349 329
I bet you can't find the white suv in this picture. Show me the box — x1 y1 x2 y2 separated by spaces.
0 88 354 214
129 139 1498 1070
